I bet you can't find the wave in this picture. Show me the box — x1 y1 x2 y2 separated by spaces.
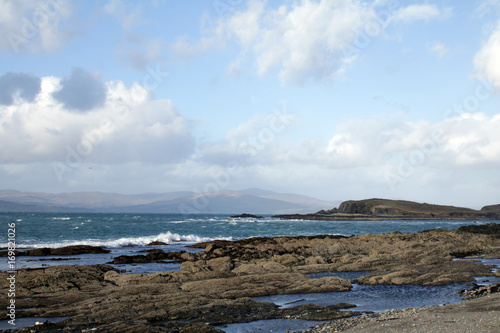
0 232 233 249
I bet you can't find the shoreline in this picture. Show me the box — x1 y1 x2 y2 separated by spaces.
273 214 500 221
301 292 500 333
1 223 499 332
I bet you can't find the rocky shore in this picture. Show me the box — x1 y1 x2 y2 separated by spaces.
1 224 499 332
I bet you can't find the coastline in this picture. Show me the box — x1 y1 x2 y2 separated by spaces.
272 214 500 221
1 223 499 332
302 292 500 333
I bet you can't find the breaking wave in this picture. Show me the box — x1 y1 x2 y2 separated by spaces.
6 232 233 249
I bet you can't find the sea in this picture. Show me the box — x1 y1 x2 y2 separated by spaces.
1 212 500 332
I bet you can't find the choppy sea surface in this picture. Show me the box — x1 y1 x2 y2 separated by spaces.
1 212 499 332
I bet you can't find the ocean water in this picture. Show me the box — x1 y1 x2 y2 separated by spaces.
1 212 494 250
1 212 499 332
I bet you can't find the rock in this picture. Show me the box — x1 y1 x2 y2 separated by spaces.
458 223 500 237
0 264 117 297
0 245 110 257
459 282 500 298
108 251 187 264
230 213 264 219
275 303 360 321
180 273 351 299
2 225 500 332
147 241 168 246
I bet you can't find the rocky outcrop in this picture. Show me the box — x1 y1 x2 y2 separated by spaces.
108 250 188 264
460 282 500 299
0 245 110 257
458 223 500 237
1 226 499 332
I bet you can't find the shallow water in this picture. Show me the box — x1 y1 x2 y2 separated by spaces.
0 317 69 331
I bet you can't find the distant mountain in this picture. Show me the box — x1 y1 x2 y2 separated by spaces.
0 199 89 213
0 189 336 214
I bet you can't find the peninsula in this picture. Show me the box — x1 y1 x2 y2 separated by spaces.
273 198 500 221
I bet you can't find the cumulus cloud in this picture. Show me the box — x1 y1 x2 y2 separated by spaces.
0 0 76 53
52 68 107 112
330 113 500 169
0 74 195 166
172 0 452 85
0 72 41 105
474 20 500 91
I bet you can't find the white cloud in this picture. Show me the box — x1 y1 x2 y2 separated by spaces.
390 4 451 23
0 0 76 53
430 41 449 59
225 0 375 85
279 113 500 171
474 20 500 91
103 0 145 29
172 0 452 85
0 74 195 165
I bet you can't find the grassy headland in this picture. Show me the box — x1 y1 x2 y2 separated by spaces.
273 198 500 220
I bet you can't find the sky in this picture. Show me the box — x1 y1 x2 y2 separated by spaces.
1 0 500 208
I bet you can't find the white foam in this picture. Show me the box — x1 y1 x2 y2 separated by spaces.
0 231 233 249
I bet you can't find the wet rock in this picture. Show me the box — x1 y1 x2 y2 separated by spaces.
147 241 168 246
0 245 110 257
108 251 187 264
2 225 500 332
458 223 500 237
276 303 360 321
230 213 264 218
460 282 500 299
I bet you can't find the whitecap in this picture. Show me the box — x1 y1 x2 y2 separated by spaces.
10 231 233 249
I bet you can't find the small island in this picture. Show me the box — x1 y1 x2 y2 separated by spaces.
230 213 264 219
273 198 500 221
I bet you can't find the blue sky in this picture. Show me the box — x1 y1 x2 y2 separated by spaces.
1 0 500 208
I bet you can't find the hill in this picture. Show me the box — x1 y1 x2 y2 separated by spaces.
0 199 89 213
274 198 500 220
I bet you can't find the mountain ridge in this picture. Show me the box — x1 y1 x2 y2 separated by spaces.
0 189 335 214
